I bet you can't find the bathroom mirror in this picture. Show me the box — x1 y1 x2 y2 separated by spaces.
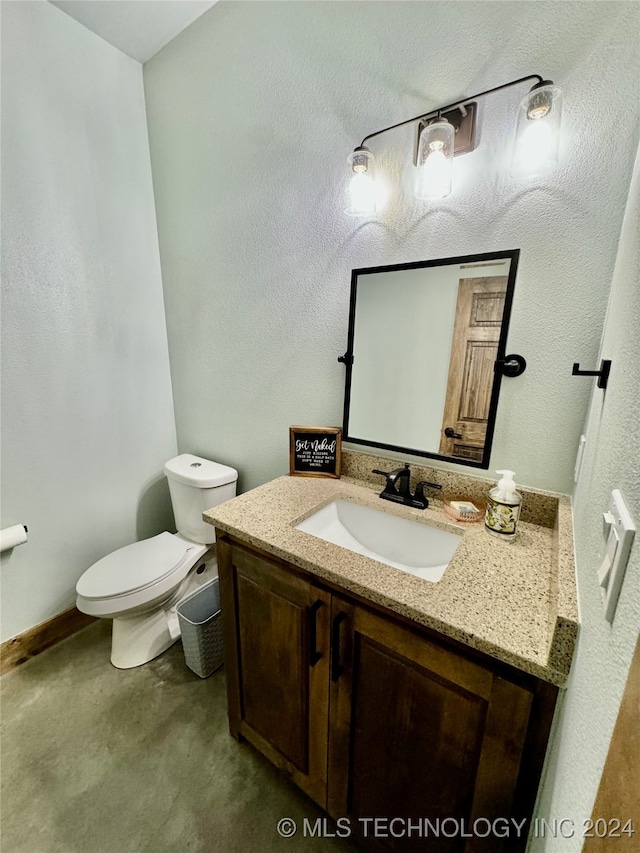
340 249 522 469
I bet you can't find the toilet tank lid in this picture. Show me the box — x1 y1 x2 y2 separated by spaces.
164 454 238 488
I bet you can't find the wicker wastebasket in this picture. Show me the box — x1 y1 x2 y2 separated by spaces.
177 578 224 678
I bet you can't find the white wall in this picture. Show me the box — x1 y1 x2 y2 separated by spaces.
143 0 639 495
530 143 640 851
0 1 177 642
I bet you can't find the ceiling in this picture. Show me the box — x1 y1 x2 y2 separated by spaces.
50 0 218 64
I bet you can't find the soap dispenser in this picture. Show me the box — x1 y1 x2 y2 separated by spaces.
484 470 522 540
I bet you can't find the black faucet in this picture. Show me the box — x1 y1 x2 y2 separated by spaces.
412 480 443 509
372 464 442 510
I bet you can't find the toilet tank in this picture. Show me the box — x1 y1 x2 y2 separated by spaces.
164 454 238 545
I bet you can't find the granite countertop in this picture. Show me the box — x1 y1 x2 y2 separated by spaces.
203 475 578 686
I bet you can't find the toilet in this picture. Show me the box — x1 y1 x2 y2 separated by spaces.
76 454 237 669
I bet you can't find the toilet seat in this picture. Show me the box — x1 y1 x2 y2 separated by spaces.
76 532 211 620
77 532 196 599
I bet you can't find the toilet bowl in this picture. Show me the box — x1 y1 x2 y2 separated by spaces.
76 454 238 669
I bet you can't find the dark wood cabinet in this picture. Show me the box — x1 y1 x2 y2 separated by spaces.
327 596 542 852
217 536 331 807
217 534 557 852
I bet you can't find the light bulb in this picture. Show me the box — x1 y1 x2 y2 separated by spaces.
347 172 376 216
417 149 450 199
512 84 562 180
517 120 554 163
415 118 454 200
345 147 377 216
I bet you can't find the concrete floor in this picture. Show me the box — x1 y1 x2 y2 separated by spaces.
1 621 357 853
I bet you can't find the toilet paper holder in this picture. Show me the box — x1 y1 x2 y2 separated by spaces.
0 524 29 553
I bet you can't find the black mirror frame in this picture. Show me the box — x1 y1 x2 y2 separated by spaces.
340 249 522 470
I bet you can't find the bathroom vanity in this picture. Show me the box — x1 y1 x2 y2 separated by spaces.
203 456 577 852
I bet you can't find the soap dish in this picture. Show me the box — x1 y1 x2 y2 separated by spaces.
444 496 486 523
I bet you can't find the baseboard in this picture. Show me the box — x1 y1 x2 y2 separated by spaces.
0 607 97 676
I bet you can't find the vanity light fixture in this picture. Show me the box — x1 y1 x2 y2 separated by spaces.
345 74 563 215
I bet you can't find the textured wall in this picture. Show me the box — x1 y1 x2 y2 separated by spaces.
0 1 177 642
531 143 640 851
144 0 639 495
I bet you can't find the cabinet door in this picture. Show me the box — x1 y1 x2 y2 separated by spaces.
328 598 534 853
217 537 331 807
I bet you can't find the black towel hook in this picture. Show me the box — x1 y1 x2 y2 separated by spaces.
572 359 611 390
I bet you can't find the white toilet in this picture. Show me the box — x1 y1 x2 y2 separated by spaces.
76 453 237 669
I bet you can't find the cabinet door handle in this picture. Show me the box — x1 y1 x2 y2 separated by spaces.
331 612 347 682
308 600 323 667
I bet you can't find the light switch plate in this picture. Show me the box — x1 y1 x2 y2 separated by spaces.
599 489 635 623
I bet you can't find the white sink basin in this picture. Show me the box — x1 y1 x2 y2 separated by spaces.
295 499 462 582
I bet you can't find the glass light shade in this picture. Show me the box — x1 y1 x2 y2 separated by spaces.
511 84 563 180
345 148 377 216
414 118 455 200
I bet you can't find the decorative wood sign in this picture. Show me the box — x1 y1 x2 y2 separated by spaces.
289 426 342 479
